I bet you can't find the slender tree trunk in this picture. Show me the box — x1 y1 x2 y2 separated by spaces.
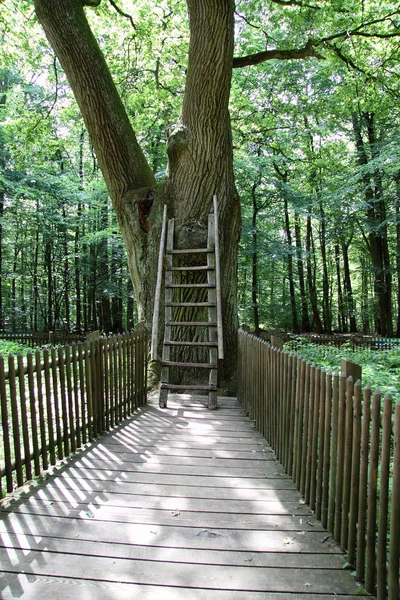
306 213 322 333
283 195 299 332
319 201 331 332
360 253 370 334
294 212 310 332
334 244 346 332
341 241 357 333
395 174 400 336
99 194 112 332
251 183 260 335
75 127 85 332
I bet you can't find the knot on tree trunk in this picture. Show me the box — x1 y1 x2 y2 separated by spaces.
166 123 189 162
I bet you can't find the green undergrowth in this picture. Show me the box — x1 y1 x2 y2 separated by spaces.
283 340 400 402
0 340 32 358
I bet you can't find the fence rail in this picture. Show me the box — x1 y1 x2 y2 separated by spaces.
237 329 400 600
0 328 148 497
262 331 400 351
0 330 88 348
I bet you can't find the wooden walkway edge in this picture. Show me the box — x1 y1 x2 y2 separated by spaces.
0 394 372 599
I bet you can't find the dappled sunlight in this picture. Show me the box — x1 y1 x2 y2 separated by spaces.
1 393 352 599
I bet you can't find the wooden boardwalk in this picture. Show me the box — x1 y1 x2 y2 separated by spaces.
0 395 368 599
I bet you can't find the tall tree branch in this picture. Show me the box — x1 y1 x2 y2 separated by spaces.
233 39 325 68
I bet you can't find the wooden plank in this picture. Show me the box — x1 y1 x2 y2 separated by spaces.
213 195 224 360
376 394 392 600
365 390 381 594
17 354 32 481
165 302 216 307
0 574 368 600
389 399 400 600
167 265 213 271
42 349 56 466
26 476 306 502
356 384 371 581
168 248 211 254
8 354 23 486
51 346 63 459
0 532 345 568
4 500 322 530
0 394 363 600
0 355 13 493
16 487 313 515
26 352 40 476
0 513 344 554
151 203 168 361
65 345 76 453
159 218 174 408
0 549 359 593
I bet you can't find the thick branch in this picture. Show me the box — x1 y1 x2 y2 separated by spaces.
233 39 325 68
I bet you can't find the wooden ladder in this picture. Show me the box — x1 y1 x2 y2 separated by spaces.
151 196 224 410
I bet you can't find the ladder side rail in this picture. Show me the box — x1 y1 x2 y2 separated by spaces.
151 204 168 361
159 218 175 408
213 194 224 359
208 212 218 410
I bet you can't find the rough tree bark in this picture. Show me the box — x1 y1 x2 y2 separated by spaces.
34 0 240 379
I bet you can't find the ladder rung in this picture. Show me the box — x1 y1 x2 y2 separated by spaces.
161 361 217 369
166 321 217 327
167 248 211 254
166 302 216 308
161 383 217 391
166 284 215 289
167 265 213 271
164 341 218 347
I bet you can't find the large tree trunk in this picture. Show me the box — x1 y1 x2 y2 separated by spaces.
352 112 393 336
35 0 240 380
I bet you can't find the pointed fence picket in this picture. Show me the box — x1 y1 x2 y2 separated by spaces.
0 328 148 498
237 328 400 600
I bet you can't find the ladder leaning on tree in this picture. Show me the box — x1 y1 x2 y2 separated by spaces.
151 195 224 410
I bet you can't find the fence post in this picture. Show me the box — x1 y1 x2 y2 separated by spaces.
388 399 400 599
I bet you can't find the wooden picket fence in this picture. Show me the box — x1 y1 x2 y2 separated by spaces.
264 331 400 351
0 330 88 348
237 329 400 600
0 328 148 497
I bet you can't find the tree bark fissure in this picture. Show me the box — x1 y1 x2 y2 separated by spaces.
35 0 240 382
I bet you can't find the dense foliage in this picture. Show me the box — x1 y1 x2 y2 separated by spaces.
284 339 400 400
1 1 400 335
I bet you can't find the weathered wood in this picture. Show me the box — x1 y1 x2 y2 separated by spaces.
334 373 346 543
365 390 381 594
389 399 400 600
347 379 362 567
376 394 392 600
341 358 362 384
17 354 32 481
0 379 365 600
0 574 367 600
42 348 56 465
167 265 213 271
8 354 23 486
0 356 13 493
213 195 224 360
341 375 354 549
151 203 168 361
356 384 371 581
161 383 217 392
159 218 174 408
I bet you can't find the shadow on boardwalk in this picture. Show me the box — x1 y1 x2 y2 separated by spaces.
0 394 370 599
